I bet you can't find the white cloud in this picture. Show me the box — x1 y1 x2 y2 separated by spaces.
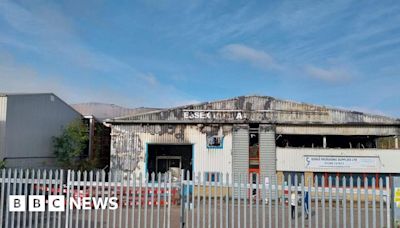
159 2 273 44
0 1 198 108
0 1 150 76
219 44 280 70
0 1 75 40
304 65 352 83
139 73 159 86
0 52 198 108
0 55 124 105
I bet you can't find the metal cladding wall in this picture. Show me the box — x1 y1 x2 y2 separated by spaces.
232 124 249 194
4 94 82 168
276 125 400 136
259 124 277 184
0 96 7 160
110 124 233 178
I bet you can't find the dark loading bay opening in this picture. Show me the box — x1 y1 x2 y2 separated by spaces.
249 124 260 176
147 144 193 180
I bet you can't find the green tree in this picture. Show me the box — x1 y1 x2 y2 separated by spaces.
53 119 89 169
0 160 5 169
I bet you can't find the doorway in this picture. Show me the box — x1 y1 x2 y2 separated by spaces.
156 156 181 173
147 144 193 180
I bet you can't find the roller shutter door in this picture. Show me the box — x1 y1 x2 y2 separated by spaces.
232 124 249 197
259 124 277 185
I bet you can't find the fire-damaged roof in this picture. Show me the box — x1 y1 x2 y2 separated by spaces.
106 95 400 125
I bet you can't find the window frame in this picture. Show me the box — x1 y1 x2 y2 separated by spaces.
206 135 224 149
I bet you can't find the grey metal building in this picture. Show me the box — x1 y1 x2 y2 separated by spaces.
106 96 400 186
0 93 82 168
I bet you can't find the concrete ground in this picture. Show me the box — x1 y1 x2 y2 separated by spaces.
4 200 391 228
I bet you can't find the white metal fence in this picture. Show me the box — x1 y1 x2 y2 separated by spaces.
0 169 393 228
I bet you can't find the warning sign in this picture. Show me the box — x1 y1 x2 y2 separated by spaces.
396 187 400 208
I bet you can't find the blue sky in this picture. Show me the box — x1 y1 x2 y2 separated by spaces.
0 0 399 117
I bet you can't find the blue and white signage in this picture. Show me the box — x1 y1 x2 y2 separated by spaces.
304 155 380 169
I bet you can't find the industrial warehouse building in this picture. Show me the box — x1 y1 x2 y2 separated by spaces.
106 96 400 186
0 93 83 168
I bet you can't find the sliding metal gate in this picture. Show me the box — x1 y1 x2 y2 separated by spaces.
0 169 393 228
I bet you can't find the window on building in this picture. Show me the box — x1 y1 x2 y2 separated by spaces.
276 135 323 148
313 173 391 188
326 136 376 149
276 134 386 149
207 135 224 148
204 172 221 182
283 172 304 185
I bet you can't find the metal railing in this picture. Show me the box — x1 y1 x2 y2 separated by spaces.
0 169 393 228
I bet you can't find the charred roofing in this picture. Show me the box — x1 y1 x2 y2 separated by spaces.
105 95 400 126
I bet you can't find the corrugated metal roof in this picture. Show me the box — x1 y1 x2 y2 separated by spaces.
72 103 161 121
107 95 400 125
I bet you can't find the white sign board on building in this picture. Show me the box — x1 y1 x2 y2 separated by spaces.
304 156 380 169
182 110 244 120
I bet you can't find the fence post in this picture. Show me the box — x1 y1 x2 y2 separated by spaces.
392 176 400 227
65 170 71 228
180 169 185 228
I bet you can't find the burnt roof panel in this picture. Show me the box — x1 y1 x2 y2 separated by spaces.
106 95 400 125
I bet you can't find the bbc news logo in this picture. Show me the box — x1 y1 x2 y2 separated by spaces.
9 195 118 212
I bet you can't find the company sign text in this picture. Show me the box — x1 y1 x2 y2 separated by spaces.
304 156 380 169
